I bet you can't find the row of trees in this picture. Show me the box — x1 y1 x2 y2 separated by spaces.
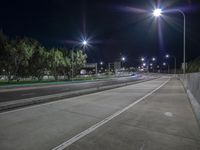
0 31 87 81
187 56 200 73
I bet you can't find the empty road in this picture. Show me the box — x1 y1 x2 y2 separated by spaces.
0 76 199 150
0 75 147 102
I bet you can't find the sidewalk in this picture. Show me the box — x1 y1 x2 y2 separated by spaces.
66 78 200 150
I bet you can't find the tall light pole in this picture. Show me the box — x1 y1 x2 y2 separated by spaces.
121 56 126 69
71 40 88 80
153 8 186 74
165 54 177 74
163 62 169 74
152 57 156 72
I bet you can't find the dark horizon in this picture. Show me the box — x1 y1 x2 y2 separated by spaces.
1 0 200 68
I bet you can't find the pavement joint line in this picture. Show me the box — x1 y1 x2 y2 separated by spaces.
119 121 200 142
51 77 170 150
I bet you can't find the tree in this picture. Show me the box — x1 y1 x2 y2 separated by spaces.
0 33 18 81
0 30 8 78
15 38 36 79
48 48 66 80
0 31 88 81
61 50 71 80
72 50 87 76
29 43 49 80
187 56 200 73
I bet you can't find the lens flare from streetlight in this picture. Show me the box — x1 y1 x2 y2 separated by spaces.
153 9 162 17
165 54 169 58
121 57 126 61
82 40 87 45
141 57 145 62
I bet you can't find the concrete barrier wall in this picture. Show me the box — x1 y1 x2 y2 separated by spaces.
179 73 200 104
179 73 200 126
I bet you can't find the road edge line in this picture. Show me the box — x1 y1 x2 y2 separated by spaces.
52 77 170 150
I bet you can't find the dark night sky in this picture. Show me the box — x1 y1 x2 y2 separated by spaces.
0 0 200 67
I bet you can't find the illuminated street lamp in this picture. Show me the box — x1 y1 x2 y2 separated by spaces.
153 8 186 74
152 57 156 61
121 56 126 69
121 57 126 62
71 40 88 80
153 8 162 17
163 62 169 73
141 57 145 62
82 40 87 46
165 54 177 74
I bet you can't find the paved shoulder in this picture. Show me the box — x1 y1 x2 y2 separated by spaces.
64 78 200 150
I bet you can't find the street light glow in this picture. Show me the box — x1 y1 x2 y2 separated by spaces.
143 63 146 66
152 57 156 61
141 57 145 62
165 54 169 58
153 8 162 17
82 40 88 45
121 57 126 61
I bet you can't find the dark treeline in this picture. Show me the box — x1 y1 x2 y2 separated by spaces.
0 31 87 81
187 56 200 73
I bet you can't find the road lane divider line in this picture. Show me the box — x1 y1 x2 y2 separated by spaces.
52 78 171 150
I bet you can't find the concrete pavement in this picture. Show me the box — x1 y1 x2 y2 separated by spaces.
0 75 146 102
0 77 199 150
0 75 155 111
64 78 200 150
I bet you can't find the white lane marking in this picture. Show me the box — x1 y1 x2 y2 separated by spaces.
22 93 35 96
52 78 170 150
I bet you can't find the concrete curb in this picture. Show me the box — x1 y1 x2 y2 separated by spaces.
0 77 157 112
187 90 200 127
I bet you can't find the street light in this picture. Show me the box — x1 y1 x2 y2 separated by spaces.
82 40 87 46
152 57 156 61
165 54 169 58
121 57 126 62
153 9 162 17
121 56 126 69
165 54 177 74
153 8 186 74
71 40 88 80
141 57 145 62
163 62 169 73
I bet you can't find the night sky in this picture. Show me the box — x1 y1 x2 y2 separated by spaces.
1 0 200 67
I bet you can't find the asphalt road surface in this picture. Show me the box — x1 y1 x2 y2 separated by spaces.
0 76 199 150
0 75 146 102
